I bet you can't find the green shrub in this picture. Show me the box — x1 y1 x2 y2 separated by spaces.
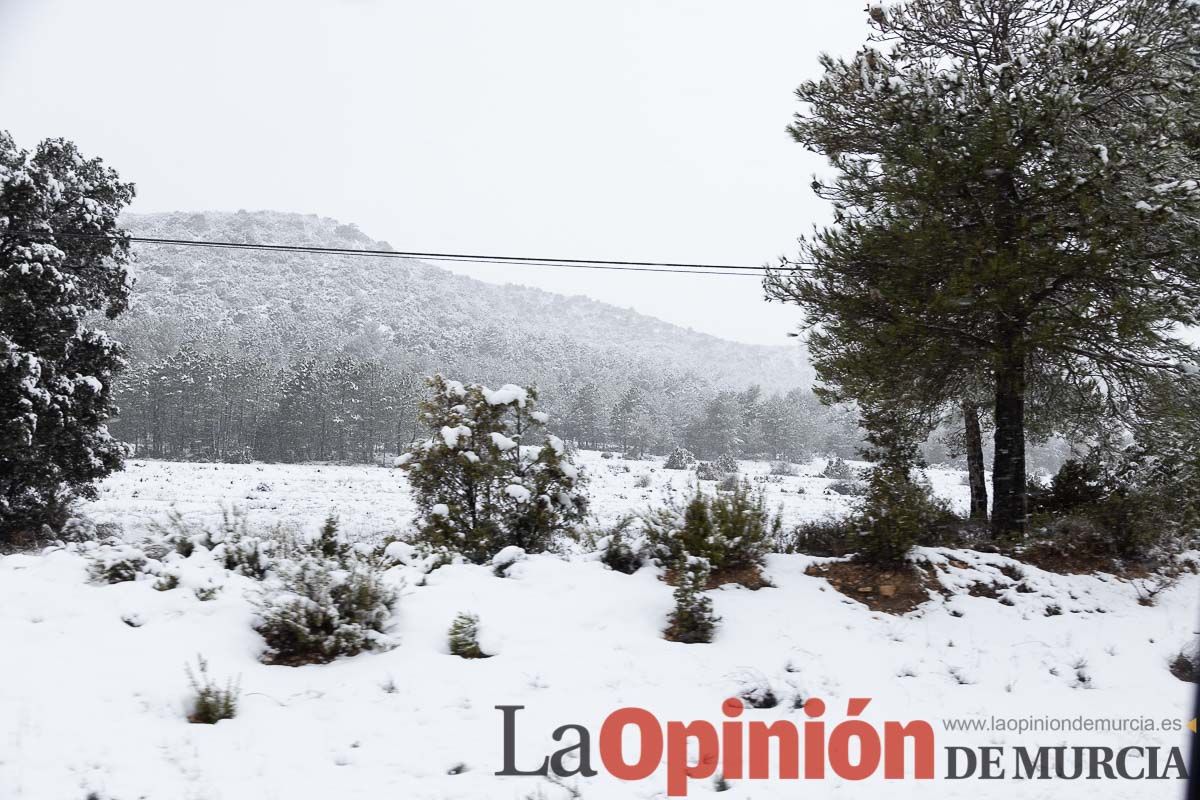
86 541 152 584
186 656 239 723
254 555 397 665
642 483 778 574
663 448 696 470
664 558 718 643
786 517 858 556
448 612 489 658
600 517 643 574
852 467 953 565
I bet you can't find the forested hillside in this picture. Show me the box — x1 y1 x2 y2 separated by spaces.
103 211 853 462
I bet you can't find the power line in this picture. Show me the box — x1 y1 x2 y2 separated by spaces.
40 230 774 278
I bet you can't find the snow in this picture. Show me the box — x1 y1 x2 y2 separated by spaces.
503 484 532 503
440 425 471 447
431 503 450 517
482 384 528 407
489 432 518 451
0 452 1195 799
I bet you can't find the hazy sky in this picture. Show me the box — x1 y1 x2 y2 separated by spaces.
1 0 867 346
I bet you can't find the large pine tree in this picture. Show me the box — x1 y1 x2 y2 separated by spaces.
0 133 135 542
768 0 1200 536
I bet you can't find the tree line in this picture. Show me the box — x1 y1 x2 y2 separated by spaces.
109 346 864 464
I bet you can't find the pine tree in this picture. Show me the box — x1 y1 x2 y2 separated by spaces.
665 557 718 644
0 133 135 543
402 376 588 562
768 0 1200 537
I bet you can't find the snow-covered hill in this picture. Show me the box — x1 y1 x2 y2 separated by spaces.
112 211 814 396
0 454 1194 799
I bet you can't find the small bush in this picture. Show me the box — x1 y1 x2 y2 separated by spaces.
87 541 152 584
852 467 953 566
315 514 351 562
601 451 615 459
186 656 239 724
1170 641 1199 683
827 480 866 497
716 473 740 493
254 555 397 665
786 517 858 556
448 612 489 658
642 483 778 575
664 558 718 643
769 461 799 477
600 517 643 574
664 448 697 470
634 474 652 489
695 461 722 481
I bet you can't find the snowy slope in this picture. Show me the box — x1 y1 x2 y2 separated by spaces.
111 211 814 395
1 455 1195 800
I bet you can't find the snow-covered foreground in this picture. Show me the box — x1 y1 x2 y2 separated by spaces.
1 454 1197 799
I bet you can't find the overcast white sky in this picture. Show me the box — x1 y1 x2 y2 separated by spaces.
1 0 867 345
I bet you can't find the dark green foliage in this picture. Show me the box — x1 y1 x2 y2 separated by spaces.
663 448 696 470
695 462 721 481
254 556 396 665
664 558 718 644
0 133 135 544
402 376 588 563
643 483 778 574
786 517 858 557
186 656 239 724
316 514 350 562
600 517 643 575
448 612 489 659
852 468 952 565
1029 459 1105 518
713 453 739 475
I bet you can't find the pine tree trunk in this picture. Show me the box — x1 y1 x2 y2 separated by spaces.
962 400 988 523
991 353 1027 538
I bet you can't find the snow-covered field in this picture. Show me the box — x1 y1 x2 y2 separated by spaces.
1 453 1196 799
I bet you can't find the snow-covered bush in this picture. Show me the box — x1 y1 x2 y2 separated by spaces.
86 540 153 584
664 558 718 644
642 483 777 576
663 448 697 470
448 612 489 659
821 456 854 480
827 480 866 496
695 461 721 481
254 555 396 665
769 461 799 477
634 474 652 488
185 656 239 724
713 453 739 474
401 376 588 563
599 517 643 575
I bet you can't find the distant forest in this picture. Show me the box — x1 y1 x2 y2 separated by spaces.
101 212 869 464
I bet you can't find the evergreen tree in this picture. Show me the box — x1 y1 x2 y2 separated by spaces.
402 376 588 562
768 0 1200 536
0 133 134 542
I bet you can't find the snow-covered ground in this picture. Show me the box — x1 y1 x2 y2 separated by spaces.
1 453 1196 799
